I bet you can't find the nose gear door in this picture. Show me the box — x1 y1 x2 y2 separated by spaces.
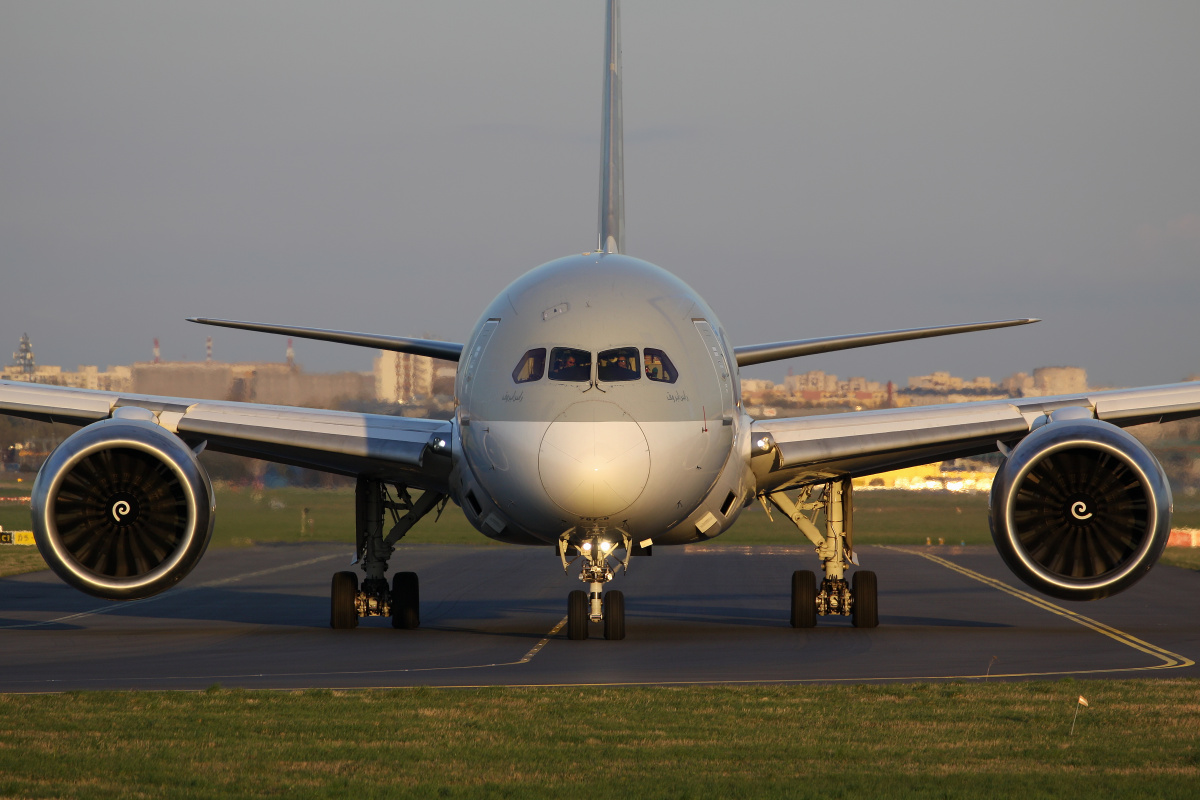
693 319 734 425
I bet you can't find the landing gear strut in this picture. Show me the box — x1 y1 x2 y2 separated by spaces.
329 478 446 630
559 529 635 640
767 477 879 629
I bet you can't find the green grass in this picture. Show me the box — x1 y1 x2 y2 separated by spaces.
720 491 993 546
0 476 33 533
211 484 1200 551
0 681 1197 799
204 484 489 549
206 485 1002 550
1160 548 1200 571
0 547 47 577
1170 491 1200 529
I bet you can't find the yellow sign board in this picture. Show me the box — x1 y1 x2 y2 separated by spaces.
0 530 35 546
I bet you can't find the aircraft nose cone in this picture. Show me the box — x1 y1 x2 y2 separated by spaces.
539 400 650 518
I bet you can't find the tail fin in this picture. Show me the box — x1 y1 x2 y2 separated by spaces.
597 0 624 254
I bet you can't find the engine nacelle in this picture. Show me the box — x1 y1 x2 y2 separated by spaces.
32 416 215 600
990 416 1171 601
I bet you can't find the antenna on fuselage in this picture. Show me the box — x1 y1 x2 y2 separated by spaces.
597 0 624 255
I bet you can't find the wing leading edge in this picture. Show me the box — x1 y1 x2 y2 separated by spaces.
734 319 1038 368
750 380 1200 494
188 318 464 362
0 380 452 489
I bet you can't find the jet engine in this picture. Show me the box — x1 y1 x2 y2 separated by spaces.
989 414 1171 601
31 415 215 600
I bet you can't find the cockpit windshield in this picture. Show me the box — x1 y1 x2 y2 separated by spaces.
644 348 678 383
511 348 546 383
548 347 592 381
597 347 640 382
513 346 677 384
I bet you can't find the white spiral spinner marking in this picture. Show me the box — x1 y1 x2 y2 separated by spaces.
111 499 132 523
1071 501 1093 521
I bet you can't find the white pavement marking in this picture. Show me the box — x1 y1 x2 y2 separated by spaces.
518 616 567 663
0 552 345 630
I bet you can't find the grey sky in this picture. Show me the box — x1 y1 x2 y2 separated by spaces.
2 1 1197 389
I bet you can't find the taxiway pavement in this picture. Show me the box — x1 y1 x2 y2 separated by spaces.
1 543 1196 691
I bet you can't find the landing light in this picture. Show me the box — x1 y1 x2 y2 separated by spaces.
582 542 593 552
601 541 615 553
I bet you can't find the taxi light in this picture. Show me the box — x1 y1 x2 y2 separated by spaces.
582 542 592 552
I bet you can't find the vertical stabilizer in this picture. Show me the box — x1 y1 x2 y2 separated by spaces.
597 0 624 254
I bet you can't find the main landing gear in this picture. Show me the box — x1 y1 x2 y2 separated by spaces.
330 478 446 630
559 529 641 640
767 477 879 629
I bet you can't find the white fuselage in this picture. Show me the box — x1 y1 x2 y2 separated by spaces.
450 253 755 548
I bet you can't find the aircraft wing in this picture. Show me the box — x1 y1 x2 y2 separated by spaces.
750 380 1200 494
0 380 453 490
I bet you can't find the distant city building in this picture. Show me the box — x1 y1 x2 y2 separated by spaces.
1001 372 1035 396
3 335 132 391
132 360 372 406
907 371 997 392
375 351 436 404
785 370 842 394
847 376 883 393
0 335 460 411
11 333 35 374
998 367 1087 397
1032 366 1088 395
0 363 133 392
908 371 963 391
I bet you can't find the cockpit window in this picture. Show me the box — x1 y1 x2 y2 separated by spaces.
597 347 640 382
644 348 678 383
548 347 592 381
511 348 546 383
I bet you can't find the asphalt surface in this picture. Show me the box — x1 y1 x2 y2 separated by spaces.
1 543 1197 691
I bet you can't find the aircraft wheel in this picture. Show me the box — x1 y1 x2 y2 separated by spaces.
567 590 589 640
330 571 359 630
852 570 879 628
391 571 420 629
790 570 816 628
603 590 626 641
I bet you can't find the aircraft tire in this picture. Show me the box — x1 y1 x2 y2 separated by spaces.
331 571 359 630
603 590 626 640
852 570 879 628
567 590 589 640
790 570 817 628
391 571 420 629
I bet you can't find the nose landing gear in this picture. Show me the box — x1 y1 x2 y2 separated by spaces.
559 529 637 640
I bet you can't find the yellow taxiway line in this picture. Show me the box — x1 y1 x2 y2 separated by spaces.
883 546 1194 672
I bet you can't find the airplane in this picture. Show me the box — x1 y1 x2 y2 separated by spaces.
2 0 1198 640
